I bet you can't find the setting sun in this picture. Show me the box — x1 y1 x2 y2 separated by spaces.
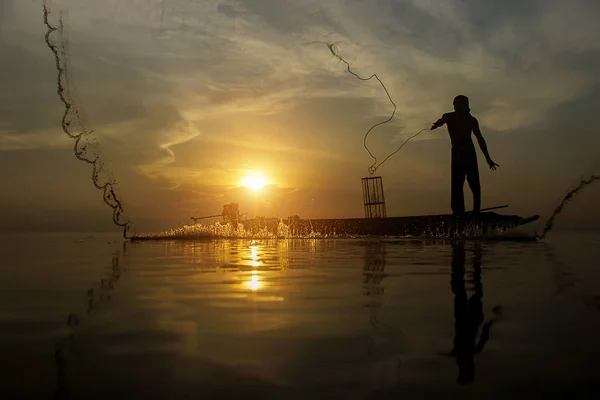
241 172 269 191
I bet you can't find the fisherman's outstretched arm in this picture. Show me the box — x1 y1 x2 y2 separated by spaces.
473 118 499 170
431 114 446 130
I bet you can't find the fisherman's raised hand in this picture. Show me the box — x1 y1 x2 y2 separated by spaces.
486 158 499 170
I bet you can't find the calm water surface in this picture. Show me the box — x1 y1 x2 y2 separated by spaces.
1 232 600 398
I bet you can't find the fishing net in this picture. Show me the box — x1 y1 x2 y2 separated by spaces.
42 0 132 237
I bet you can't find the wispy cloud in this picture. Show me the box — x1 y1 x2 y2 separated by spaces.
0 128 70 151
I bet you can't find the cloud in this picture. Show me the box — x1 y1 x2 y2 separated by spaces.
0 128 70 151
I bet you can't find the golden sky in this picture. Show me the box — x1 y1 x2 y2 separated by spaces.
1 0 599 231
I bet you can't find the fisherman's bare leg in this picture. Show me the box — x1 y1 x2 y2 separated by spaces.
451 156 466 214
466 164 481 213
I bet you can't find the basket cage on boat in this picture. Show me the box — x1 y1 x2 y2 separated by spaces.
361 176 387 219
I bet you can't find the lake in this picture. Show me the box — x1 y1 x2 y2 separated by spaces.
1 232 600 398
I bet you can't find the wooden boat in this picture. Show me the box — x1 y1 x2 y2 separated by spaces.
131 203 539 240
239 211 539 237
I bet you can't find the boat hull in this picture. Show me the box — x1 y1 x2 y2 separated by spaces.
130 212 540 241
240 212 539 237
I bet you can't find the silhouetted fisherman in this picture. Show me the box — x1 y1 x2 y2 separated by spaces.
431 95 499 214
448 241 499 384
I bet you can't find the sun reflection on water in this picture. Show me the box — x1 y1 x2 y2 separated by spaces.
244 242 263 291
249 244 260 268
149 239 332 306
245 271 262 291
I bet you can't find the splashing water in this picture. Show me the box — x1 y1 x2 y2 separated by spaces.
537 175 600 239
131 219 534 241
133 220 302 240
42 1 133 238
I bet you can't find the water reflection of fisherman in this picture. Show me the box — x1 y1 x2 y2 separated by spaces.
445 241 501 384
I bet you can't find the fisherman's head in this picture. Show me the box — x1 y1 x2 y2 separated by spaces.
453 95 470 113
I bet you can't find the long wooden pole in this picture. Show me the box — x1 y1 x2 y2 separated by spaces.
190 214 222 222
479 205 508 212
